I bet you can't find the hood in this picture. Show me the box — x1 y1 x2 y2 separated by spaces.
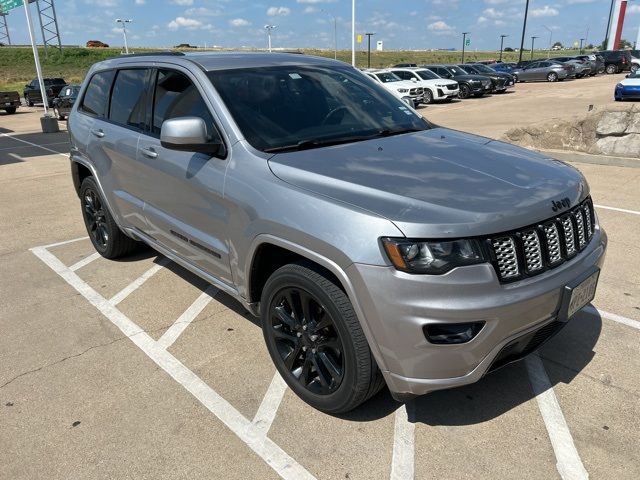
267 128 588 238
417 79 458 87
621 77 640 86
452 74 491 82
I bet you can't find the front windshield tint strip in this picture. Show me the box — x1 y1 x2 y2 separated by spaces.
207 66 430 153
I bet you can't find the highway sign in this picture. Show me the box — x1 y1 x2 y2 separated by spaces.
0 0 23 13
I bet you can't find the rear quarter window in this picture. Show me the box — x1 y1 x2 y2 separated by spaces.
79 70 115 117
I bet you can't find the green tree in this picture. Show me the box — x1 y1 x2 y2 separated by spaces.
552 41 563 49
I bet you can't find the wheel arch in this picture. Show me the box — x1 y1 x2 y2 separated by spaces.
245 234 390 372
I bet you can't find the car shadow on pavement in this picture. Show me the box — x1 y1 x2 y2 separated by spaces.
342 310 602 425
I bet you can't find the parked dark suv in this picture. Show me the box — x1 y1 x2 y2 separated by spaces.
599 50 633 74
23 77 67 107
422 64 493 98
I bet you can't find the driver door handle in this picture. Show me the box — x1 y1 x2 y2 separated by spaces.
141 147 158 159
90 128 104 138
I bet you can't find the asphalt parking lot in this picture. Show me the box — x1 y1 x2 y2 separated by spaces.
1 77 639 480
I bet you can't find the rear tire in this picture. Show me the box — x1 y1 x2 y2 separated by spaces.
4 107 16 114
25 95 34 107
261 262 384 414
547 72 558 82
80 177 139 259
54 107 65 120
605 64 617 74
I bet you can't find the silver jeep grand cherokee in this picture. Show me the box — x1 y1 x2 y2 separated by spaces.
68 52 607 413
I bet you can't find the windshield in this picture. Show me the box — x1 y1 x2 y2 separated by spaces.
416 70 439 80
374 72 402 83
46 78 66 85
472 64 495 74
208 66 430 153
445 66 466 76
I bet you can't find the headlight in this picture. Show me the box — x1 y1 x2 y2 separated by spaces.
381 238 486 274
397 88 409 93
616 83 623 89
470 80 480 85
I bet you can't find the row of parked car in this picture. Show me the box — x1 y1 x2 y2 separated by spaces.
361 50 639 107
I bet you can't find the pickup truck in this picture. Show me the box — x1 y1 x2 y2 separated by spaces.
0 91 20 114
23 77 67 107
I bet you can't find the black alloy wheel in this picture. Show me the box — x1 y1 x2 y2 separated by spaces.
458 83 471 99
79 177 139 258
269 287 344 395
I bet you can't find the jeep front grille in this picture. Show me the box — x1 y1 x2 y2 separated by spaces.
489 197 595 282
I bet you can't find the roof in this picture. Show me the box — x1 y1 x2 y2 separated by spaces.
94 51 345 72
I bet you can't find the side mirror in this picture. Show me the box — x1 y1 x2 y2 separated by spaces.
411 77 418 83
160 117 224 156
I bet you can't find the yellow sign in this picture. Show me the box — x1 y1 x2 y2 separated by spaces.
357 34 363 44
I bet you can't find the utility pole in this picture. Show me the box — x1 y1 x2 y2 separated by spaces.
115 18 132 54
461 32 469 63
264 24 277 52
499 34 508 61
518 0 530 64
365 32 375 68
351 0 355 66
531 36 538 60
579 38 585 54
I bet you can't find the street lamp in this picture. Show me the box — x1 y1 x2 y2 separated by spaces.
579 38 586 54
351 0 355 66
264 24 277 52
499 34 508 62
321 9 337 60
518 0 530 64
461 32 469 64
115 18 132 55
530 36 539 60
365 32 375 68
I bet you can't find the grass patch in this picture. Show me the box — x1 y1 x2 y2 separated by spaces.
0 46 585 92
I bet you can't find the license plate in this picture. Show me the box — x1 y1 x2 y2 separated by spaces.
4 102 11 106
566 271 599 319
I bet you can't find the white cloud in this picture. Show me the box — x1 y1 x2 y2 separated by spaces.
530 6 559 17
170 0 193 5
135 0 145 5
629 5 640 14
184 7 222 17
296 0 336 3
267 6 291 17
427 20 455 35
229 18 251 27
477 16 488 25
167 17 204 30
303 6 319 14
483 8 504 19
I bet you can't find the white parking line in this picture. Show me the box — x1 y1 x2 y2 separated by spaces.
594 204 640 216
156 285 219 350
525 355 588 480
0 131 69 158
69 252 101 272
109 257 170 305
0 141 69 152
30 245 316 480
583 305 640 331
41 235 89 249
390 402 415 480
252 372 288 436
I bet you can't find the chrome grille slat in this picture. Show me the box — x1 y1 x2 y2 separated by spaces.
492 237 519 279
522 230 543 272
490 198 595 282
561 215 576 256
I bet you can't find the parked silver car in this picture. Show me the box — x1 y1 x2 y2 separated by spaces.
512 60 570 82
68 52 607 412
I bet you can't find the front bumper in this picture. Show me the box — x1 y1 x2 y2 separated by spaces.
346 226 607 397
434 87 459 100
616 85 640 99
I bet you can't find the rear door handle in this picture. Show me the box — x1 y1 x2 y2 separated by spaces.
90 129 104 138
141 147 158 159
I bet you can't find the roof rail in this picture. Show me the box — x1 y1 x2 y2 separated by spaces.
118 51 185 57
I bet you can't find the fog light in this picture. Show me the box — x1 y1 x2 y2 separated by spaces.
423 321 485 345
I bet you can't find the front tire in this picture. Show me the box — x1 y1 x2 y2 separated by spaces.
54 107 65 120
458 84 471 99
261 262 384 414
423 89 434 105
605 64 617 74
547 72 558 82
80 177 139 259
25 95 34 107
4 107 16 114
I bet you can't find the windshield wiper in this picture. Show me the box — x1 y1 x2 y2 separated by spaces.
263 128 426 153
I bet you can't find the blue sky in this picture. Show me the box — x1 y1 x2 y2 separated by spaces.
6 0 640 50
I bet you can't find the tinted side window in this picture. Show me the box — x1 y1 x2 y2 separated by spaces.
108 69 149 129
152 69 214 135
395 71 409 80
80 70 115 117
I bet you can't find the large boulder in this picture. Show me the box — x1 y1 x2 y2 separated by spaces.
596 133 640 156
626 113 640 134
596 112 630 136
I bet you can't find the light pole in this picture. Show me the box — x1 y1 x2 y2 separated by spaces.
518 0 530 64
351 0 355 66
264 24 277 52
461 32 469 64
499 34 508 62
604 0 615 47
115 18 132 54
365 32 375 68
542 25 552 58
531 36 539 60
579 38 585 54
321 9 337 60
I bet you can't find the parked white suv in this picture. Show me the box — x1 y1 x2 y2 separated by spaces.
390 67 459 104
364 70 424 107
